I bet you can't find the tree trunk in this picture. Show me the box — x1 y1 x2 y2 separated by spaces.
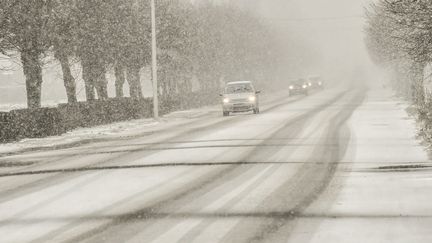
57 52 77 103
114 63 125 97
412 61 426 107
81 58 95 101
126 66 143 98
94 65 108 100
21 50 43 109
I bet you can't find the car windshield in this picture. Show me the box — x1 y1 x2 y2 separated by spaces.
291 80 305 86
225 84 254 94
309 77 321 83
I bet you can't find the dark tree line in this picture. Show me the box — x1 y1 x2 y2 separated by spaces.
0 0 281 109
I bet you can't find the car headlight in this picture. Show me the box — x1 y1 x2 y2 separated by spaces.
308 82 312 87
289 85 294 90
223 98 230 103
249 96 256 102
302 85 308 89
318 82 322 86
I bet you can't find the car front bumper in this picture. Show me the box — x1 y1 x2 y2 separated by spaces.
223 103 256 112
289 88 308 94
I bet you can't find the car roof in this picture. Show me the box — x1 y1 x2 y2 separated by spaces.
226 81 253 85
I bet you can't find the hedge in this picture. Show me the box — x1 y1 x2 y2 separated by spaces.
0 92 218 143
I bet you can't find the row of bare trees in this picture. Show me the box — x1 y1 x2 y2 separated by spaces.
365 0 432 106
0 0 279 109
365 1 432 140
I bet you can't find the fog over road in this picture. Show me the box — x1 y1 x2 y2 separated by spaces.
2 82 431 242
241 0 376 81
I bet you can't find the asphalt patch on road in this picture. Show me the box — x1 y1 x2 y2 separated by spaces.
0 161 334 178
0 161 36 167
363 164 432 172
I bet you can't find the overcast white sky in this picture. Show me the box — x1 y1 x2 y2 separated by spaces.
243 0 377 81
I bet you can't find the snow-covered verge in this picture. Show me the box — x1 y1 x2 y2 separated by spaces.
289 87 432 243
408 99 432 154
1 90 225 144
345 88 428 164
0 88 295 155
0 105 217 155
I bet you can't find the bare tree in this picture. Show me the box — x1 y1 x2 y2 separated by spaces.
365 0 432 104
0 0 54 108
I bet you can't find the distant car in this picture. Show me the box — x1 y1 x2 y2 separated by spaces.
221 81 260 116
288 79 309 96
308 76 324 89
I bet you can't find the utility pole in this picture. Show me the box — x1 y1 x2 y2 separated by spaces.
151 0 159 118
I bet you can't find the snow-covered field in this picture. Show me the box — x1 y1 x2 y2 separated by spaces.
0 103 26 112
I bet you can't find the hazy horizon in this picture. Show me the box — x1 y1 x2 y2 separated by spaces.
0 0 378 107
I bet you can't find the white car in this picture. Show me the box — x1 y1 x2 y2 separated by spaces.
220 81 260 116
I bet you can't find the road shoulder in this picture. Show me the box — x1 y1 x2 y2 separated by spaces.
288 88 432 243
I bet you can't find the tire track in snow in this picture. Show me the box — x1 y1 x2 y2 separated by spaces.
0 90 311 204
57 92 348 242
116 114 319 243
0 89 344 243
221 90 366 242
0 90 340 205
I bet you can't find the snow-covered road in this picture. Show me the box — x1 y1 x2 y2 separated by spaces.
0 84 431 243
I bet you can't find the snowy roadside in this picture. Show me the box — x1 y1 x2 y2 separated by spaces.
404 98 432 156
0 105 218 155
345 87 428 165
289 86 432 243
0 88 296 155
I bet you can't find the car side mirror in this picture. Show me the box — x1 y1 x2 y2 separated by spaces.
255 91 261 94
